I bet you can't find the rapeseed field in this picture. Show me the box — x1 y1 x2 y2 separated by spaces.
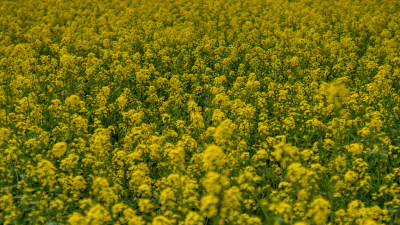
1 0 400 224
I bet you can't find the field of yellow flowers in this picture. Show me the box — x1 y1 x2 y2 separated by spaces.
1 0 400 224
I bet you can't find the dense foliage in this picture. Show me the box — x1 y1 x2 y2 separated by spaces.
1 0 400 224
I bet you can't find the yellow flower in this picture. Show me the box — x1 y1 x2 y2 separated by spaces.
268 200 292 223
152 216 173 225
168 146 185 169
124 208 146 225
138 184 152 197
222 186 242 209
184 211 203 225
200 194 219 218
70 175 87 190
272 141 300 167
212 109 226 125
116 93 128 109
307 197 330 225
85 204 111 224
287 163 307 182
159 188 176 207
344 170 359 183
203 172 230 194
49 199 64 210
68 212 85 225
294 222 307 225
65 94 81 108
213 119 236 145
52 142 68 157
202 145 226 171
91 177 118 206
252 149 269 167
138 198 154 213
34 160 57 188
190 112 205 130
324 79 350 108
0 194 13 211
0 127 10 145
346 143 364 155
71 114 88 132
60 153 79 170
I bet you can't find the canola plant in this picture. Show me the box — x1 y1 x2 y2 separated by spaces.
0 0 400 224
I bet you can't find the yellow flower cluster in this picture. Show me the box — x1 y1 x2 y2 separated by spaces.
0 0 399 224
